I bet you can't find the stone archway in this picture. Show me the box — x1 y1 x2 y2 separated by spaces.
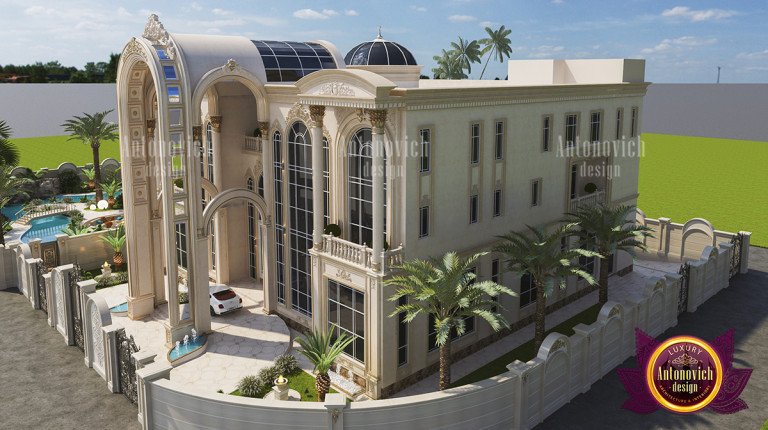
201 188 268 236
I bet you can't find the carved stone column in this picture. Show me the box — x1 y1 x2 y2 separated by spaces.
368 109 387 271
309 106 325 250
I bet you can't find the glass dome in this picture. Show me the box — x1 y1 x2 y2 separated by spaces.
344 31 417 66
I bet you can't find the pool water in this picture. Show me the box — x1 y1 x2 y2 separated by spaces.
168 335 207 362
1 204 24 221
110 302 128 313
20 215 70 243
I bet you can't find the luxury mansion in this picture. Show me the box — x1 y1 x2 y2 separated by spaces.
117 15 647 399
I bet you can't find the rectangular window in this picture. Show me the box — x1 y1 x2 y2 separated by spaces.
615 108 624 140
494 121 504 160
630 107 639 137
174 222 187 269
397 296 408 366
531 179 541 207
590 111 602 142
419 206 429 238
570 164 578 199
428 313 475 352
419 128 431 172
493 189 502 217
206 124 214 182
491 259 500 313
565 114 578 147
328 280 365 363
469 194 479 224
542 115 552 152
519 272 536 308
210 221 217 271
470 123 480 164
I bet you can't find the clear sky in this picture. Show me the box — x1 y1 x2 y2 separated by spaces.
1 0 766 83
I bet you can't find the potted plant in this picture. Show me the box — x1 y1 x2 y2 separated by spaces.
100 226 126 269
323 223 341 237
100 179 122 208
82 167 96 189
584 182 598 194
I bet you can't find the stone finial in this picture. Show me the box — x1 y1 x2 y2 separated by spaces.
210 116 222 132
366 109 387 132
309 105 326 128
142 14 167 43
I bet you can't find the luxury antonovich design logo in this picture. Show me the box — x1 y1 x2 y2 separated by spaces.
618 328 752 414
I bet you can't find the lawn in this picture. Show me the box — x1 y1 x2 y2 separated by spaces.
11 135 121 170
231 369 337 402
450 303 602 388
637 133 768 248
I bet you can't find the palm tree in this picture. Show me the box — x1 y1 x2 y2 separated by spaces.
479 25 513 79
386 252 514 390
81 167 96 190
0 120 20 167
450 37 482 75
62 110 118 202
295 327 354 401
563 204 652 305
494 224 599 351
432 49 467 79
0 165 33 245
100 179 122 207
100 225 126 268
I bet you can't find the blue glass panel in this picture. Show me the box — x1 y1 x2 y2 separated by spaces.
167 86 180 103
276 56 301 69
156 48 170 60
163 65 177 80
299 56 320 68
260 55 278 68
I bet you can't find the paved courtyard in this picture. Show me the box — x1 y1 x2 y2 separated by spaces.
95 280 291 393
537 247 768 429
395 258 680 397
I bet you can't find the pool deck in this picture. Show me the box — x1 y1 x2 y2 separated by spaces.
5 200 123 243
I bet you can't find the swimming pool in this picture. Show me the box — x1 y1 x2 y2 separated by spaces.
1 204 24 221
20 215 70 243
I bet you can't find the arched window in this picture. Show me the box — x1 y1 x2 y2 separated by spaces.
287 122 313 316
257 174 265 198
348 128 386 247
206 123 214 182
273 130 286 304
247 177 257 279
323 138 330 227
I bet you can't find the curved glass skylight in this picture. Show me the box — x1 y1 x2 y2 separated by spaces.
252 40 338 83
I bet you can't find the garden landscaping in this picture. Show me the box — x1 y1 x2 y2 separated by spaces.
10 135 120 170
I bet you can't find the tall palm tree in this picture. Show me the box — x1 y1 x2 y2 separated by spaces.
62 110 118 202
479 25 513 79
563 204 653 305
0 120 20 167
295 327 354 401
0 165 33 245
450 37 482 75
432 49 467 79
494 224 599 351
386 252 514 390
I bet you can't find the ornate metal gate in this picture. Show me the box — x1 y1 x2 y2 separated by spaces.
729 233 743 278
69 265 84 352
40 241 59 268
116 328 140 404
677 263 690 315
36 261 47 314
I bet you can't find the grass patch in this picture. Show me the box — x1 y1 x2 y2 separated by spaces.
638 133 768 247
10 135 120 170
450 303 602 388
231 369 337 402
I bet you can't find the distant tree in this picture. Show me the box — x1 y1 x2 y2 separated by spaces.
29 62 47 83
0 121 20 167
432 49 467 79
69 71 89 83
103 53 120 83
450 37 482 74
479 25 513 79
62 111 119 201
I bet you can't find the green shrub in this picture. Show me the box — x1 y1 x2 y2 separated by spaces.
323 223 341 237
584 182 597 194
236 375 265 398
58 170 82 194
273 354 299 376
257 366 279 387
79 195 88 203
178 291 189 304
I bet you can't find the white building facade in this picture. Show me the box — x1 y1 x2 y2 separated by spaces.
117 15 648 399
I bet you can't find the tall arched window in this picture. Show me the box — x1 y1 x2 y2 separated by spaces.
247 177 257 279
257 174 265 198
287 122 313 316
348 128 386 247
273 131 286 304
206 123 214 182
323 137 330 227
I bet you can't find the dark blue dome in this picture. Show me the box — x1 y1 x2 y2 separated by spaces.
345 34 417 66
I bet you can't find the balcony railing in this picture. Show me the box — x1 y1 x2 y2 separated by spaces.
244 136 262 153
569 190 605 212
319 234 404 274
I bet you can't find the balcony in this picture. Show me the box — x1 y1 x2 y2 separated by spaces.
318 234 404 274
243 136 262 153
569 190 605 212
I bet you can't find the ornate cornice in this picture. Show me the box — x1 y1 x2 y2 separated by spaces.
192 125 202 142
142 14 177 59
366 109 387 132
209 116 222 132
286 103 311 127
123 38 147 60
309 105 326 128
317 82 355 97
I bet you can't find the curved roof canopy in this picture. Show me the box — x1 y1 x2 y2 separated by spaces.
251 40 338 82
344 32 417 66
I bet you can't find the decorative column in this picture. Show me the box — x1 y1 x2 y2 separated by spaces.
368 109 387 271
209 115 228 283
309 106 325 250
258 121 276 314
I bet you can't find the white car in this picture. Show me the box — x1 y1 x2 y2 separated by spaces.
209 284 243 315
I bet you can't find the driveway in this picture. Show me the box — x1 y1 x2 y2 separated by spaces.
0 288 140 430
537 247 768 429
